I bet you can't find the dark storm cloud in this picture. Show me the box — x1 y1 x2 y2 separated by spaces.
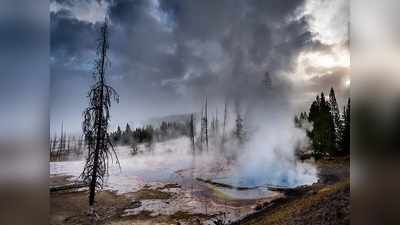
159 1 308 70
51 0 343 132
51 10 98 63
108 0 145 25
1 0 49 137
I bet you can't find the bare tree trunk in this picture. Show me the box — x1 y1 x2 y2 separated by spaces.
50 134 57 158
205 97 208 151
88 22 107 207
190 113 195 153
62 132 66 157
77 136 83 154
57 122 64 160
80 19 120 211
221 101 227 150
200 104 204 151
66 136 70 154
215 108 219 137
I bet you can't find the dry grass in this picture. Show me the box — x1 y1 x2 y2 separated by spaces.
240 180 349 225
129 188 172 200
51 190 130 225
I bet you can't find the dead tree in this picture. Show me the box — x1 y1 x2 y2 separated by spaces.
71 136 76 154
200 104 204 151
200 97 209 151
61 132 67 157
189 113 195 153
56 122 65 160
235 112 245 145
77 136 84 156
80 19 120 209
50 134 57 155
211 118 215 138
221 101 228 150
66 135 70 155
204 97 208 151
215 108 219 136
214 108 219 145
200 98 209 151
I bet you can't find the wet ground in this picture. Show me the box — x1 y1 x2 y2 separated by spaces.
50 137 321 225
50 176 283 225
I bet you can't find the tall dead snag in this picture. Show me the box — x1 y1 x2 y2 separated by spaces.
200 98 209 151
204 97 208 151
214 108 219 145
56 122 65 160
52 134 57 153
200 97 209 151
234 112 245 145
81 19 120 208
221 101 228 150
189 113 195 153
200 104 204 151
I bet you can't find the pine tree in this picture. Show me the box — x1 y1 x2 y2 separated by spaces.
125 123 132 135
300 112 308 122
329 87 342 152
81 19 120 209
294 115 301 128
308 92 336 159
322 92 336 155
339 98 350 154
116 125 122 141
123 123 132 145
308 95 322 158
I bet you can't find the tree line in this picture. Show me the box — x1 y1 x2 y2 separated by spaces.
109 97 247 156
295 87 350 159
109 120 193 154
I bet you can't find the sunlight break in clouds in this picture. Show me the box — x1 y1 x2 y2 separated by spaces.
50 0 109 24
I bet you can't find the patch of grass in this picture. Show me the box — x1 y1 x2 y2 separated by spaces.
51 190 131 225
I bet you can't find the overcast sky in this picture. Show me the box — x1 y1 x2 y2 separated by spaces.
50 0 349 134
